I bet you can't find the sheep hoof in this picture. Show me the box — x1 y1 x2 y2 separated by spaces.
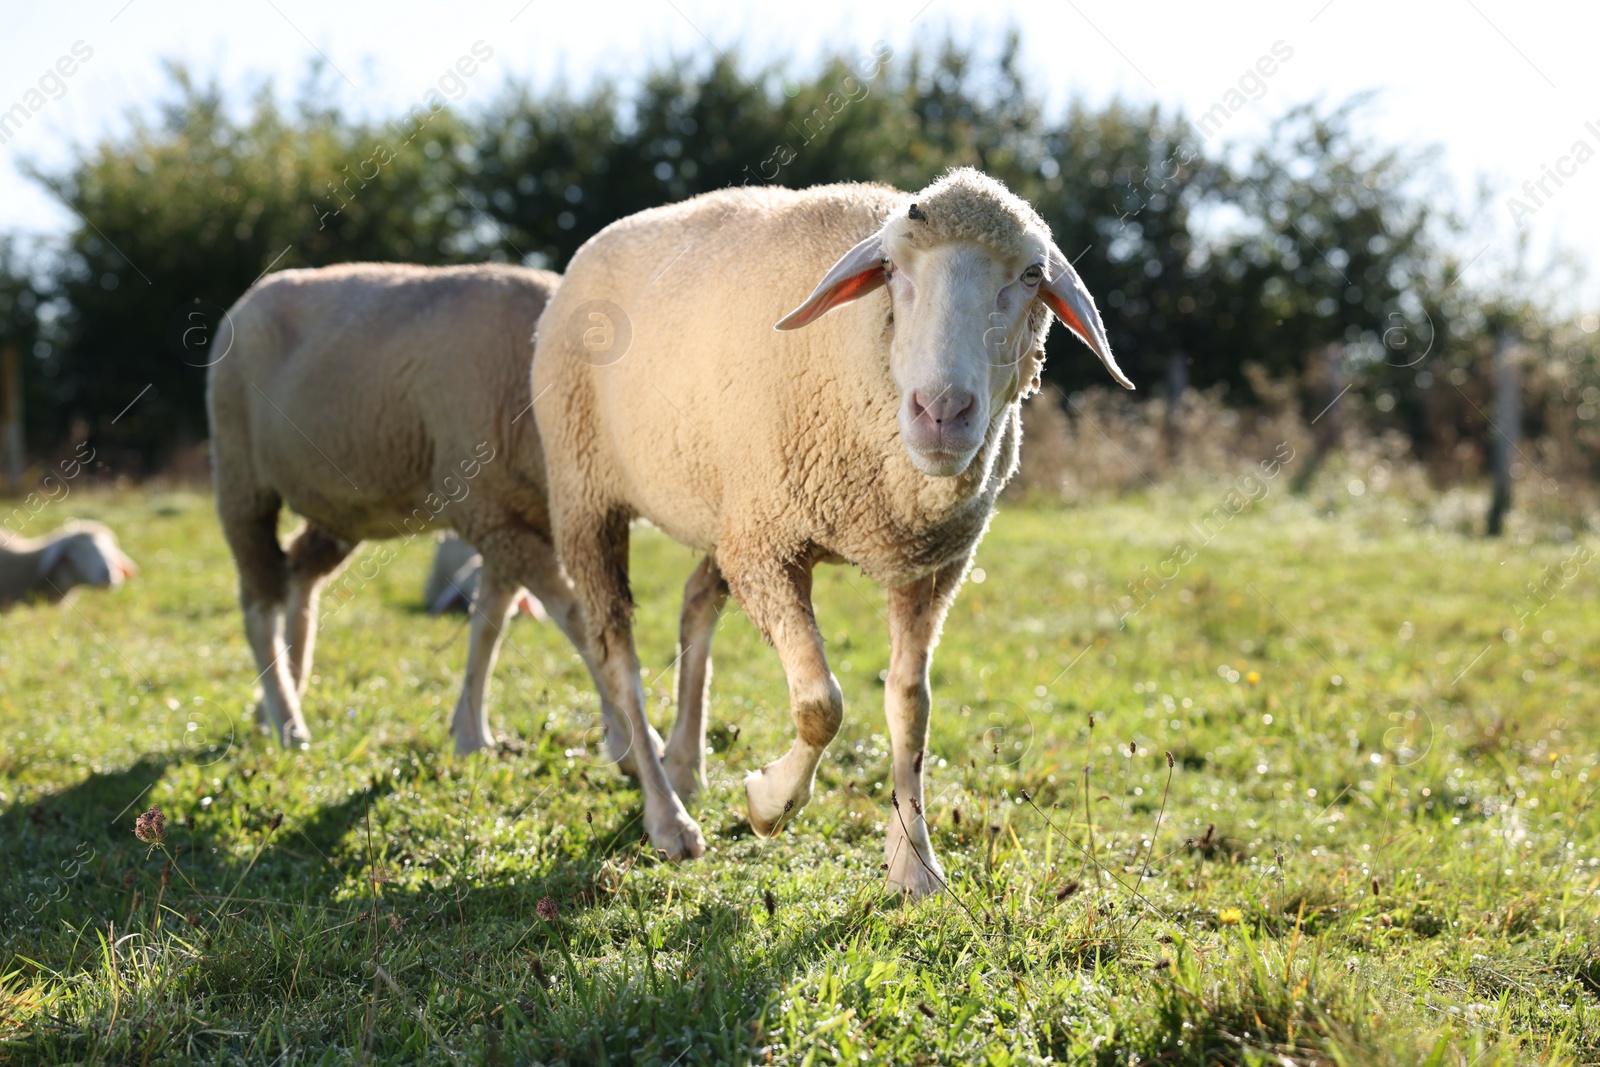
744 768 806 839
453 732 495 757
279 724 312 749
645 806 706 860
885 833 945 898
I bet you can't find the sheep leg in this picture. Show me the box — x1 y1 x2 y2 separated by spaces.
471 523 664 774
520 571 662 778
663 555 729 801
450 564 519 755
738 559 842 837
882 559 969 897
283 525 356 700
218 492 310 747
558 509 705 860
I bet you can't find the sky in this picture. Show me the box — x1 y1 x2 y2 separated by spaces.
0 0 1596 309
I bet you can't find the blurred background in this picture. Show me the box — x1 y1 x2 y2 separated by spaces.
0 1 1596 537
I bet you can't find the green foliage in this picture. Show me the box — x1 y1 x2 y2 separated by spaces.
1 39 1594 474
21 64 481 460
2 487 1597 1063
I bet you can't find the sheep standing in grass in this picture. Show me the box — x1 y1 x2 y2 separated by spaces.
209 263 654 763
534 168 1129 888
424 533 545 619
0 520 137 609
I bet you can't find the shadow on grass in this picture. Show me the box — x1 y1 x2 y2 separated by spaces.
1 750 836 1065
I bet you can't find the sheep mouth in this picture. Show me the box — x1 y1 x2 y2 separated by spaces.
903 441 980 478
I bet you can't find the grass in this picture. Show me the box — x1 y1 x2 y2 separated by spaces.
1 479 1597 1065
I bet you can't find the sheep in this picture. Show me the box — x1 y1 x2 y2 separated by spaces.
208 262 669 770
0 519 137 610
424 533 545 620
532 168 1129 886
423 533 483 614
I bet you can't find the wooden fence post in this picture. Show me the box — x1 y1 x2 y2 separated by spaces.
1292 342 1345 493
1486 332 1521 537
1162 350 1189 460
1 344 22 489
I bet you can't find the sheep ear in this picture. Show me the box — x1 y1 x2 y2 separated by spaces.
774 231 887 331
113 550 138 581
1041 245 1134 390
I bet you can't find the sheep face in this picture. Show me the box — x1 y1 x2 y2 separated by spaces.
879 234 1053 476
40 524 137 595
776 169 1132 478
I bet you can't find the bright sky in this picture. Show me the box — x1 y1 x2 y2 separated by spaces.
1 1 1595 309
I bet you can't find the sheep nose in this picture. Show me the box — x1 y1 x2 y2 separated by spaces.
909 387 978 429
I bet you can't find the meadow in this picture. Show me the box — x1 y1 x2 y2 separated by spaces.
1 479 1596 1065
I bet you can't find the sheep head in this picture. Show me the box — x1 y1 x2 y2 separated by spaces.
38 521 137 594
776 168 1131 477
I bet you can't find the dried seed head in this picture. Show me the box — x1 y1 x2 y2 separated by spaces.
184 910 200 927
1371 877 1380 897
1129 741 1137 756
951 807 962 827
1088 713 1095 728
1055 880 1081 901
585 811 593 824
1152 957 1172 971
160 859 172 887
891 790 900 810
1018 789 1032 802
912 751 923 774
1166 751 1175 768
269 811 284 832
763 888 777 917
536 896 558 923
916 1001 937 1020
134 806 166 844
122 869 137 888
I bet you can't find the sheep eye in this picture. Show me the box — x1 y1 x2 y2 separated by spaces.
1021 265 1044 286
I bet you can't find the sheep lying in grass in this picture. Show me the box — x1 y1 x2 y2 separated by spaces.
209 263 646 759
534 168 1129 886
424 533 545 620
0 520 137 610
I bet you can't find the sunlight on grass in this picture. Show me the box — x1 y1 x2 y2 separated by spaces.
2 487 1597 1064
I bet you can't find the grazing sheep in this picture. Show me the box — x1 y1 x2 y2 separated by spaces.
209 263 658 764
533 168 1129 885
0 520 137 609
423 533 483 614
424 533 545 620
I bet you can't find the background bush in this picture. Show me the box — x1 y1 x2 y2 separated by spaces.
2 36 1596 495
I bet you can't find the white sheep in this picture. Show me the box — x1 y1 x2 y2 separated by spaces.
424 533 545 620
0 519 137 609
209 262 662 768
533 168 1129 886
